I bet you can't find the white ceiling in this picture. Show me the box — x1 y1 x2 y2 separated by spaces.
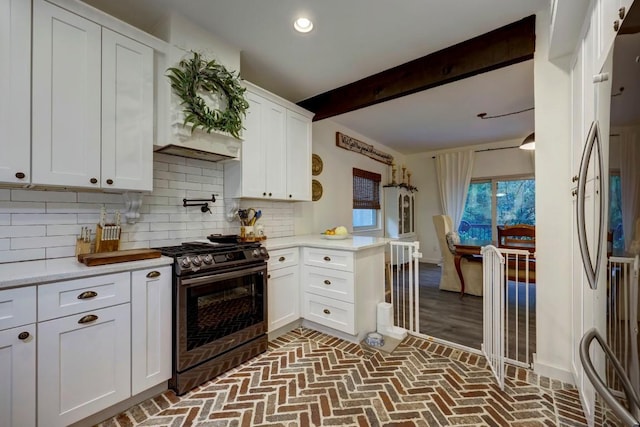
82 0 548 153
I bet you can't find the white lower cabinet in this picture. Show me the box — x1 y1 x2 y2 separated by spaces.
38 304 131 427
301 246 384 340
267 248 300 332
0 324 36 427
131 267 172 395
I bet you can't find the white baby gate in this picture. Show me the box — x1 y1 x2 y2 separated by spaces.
388 241 422 334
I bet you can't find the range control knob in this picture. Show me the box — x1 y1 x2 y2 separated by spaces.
225 253 235 261
180 257 191 269
191 255 202 267
252 249 261 258
260 247 269 259
202 254 213 265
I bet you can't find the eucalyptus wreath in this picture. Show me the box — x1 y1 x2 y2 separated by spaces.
167 51 249 138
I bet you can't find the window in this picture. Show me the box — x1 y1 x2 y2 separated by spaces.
353 168 381 230
459 177 535 241
609 173 624 251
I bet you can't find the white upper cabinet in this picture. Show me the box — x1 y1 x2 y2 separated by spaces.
31 0 154 191
224 82 313 201
101 28 154 192
32 0 102 188
286 109 312 201
596 0 634 71
0 0 31 185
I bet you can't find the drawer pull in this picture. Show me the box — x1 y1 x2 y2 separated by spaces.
78 314 98 324
323 309 331 315
323 256 331 261
18 331 30 340
77 291 98 300
267 274 271 279
278 256 286 262
146 270 161 278
324 280 331 285
15 172 26 179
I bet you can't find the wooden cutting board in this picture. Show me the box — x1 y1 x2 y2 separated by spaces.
78 249 162 266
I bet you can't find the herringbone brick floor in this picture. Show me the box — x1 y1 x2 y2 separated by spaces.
96 328 590 426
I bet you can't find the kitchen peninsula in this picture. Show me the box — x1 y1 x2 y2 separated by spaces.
264 235 387 343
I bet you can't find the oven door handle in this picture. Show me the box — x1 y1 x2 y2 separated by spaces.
179 264 266 287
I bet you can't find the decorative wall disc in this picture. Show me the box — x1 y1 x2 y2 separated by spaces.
312 179 323 201
312 154 323 176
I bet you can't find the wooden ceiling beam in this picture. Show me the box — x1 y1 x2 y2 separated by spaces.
297 15 536 121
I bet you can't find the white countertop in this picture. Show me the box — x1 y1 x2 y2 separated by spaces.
0 256 174 290
264 234 389 251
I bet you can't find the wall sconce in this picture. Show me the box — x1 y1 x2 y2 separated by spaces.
519 132 535 150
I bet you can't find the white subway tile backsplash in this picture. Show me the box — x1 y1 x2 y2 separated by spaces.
0 248 45 262
0 226 46 238
0 202 46 214
11 189 77 203
0 154 295 262
11 235 76 250
12 213 77 225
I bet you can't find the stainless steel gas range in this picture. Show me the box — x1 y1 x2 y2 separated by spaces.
155 237 269 395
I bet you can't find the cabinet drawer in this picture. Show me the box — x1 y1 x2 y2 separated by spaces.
303 293 355 334
268 247 299 270
303 266 354 303
38 273 130 321
303 247 354 272
0 286 36 331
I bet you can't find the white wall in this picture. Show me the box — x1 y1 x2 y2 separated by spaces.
406 138 536 263
532 6 574 383
0 154 295 263
294 119 406 236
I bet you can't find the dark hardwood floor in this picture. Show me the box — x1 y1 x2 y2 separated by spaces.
392 263 536 363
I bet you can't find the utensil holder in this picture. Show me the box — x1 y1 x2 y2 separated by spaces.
95 224 121 253
75 239 92 256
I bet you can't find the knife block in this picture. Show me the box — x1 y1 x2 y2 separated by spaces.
95 224 121 253
75 239 93 256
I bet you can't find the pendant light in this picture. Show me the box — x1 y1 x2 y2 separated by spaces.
519 132 535 150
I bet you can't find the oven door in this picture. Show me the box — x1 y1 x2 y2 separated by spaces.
175 263 267 372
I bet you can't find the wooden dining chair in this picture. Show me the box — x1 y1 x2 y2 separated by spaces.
497 224 536 283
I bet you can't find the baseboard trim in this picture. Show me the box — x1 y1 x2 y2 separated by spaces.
420 258 441 265
533 354 575 385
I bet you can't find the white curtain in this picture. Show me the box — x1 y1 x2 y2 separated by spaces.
435 150 475 230
620 130 640 251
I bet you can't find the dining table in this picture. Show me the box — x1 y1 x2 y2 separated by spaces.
454 240 536 297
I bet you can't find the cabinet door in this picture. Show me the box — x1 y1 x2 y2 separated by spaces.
0 0 30 184
101 29 154 192
38 304 131 427
0 324 36 427
268 266 300 332
131 267 172 395
240 91 269 198
264 101 287 199
597 0 619 71
285 110 312 201
32 0 102 188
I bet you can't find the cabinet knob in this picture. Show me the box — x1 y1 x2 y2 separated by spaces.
106 179 114 185
289 194 292 198
267 274 271 279
614 20 620 32
619 6 626 19
90 177 98 184
278 256 286 262
146 270 161 278
572 175 578 182
268 192 272 197
18 331 30 340
323 256 331 261
572 190 577 196
324 279 331 285
77 291 97 300
15 172 26 179
323 309 331 315
78 314 98 324
263 192 267 196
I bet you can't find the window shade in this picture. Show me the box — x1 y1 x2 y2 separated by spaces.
353 168 381 209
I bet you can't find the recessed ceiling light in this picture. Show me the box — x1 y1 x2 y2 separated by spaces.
294 17 313 33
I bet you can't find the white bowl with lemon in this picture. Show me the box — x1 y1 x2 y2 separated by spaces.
321 226 350 240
